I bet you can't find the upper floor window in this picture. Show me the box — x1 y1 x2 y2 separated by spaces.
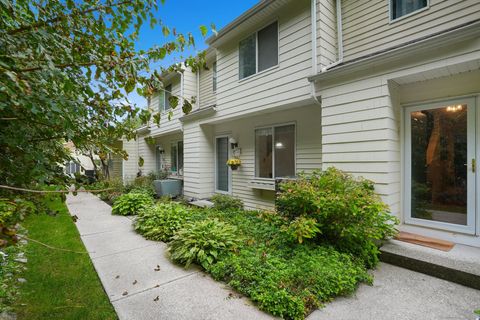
212 62 217 92
158 84 172 112
239 21 278 80
391 0 427 20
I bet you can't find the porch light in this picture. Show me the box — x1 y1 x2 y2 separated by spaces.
275 142 285 149
229 137 238 149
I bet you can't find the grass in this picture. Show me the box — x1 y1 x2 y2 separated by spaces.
15 195 117 320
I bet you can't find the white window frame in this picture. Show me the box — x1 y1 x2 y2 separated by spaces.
403 97 477 235
254 122 296 179
214 135 232 194
238 20 280 81
389 0 429 23
163 84 172 112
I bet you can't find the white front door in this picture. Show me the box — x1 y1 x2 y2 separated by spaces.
405 97 477 235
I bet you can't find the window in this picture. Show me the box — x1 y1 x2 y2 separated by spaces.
155 146 163 173
212 62 217 92
391 0 427 20
239 21 278 80
159 84 172 112
65 161 81 175
216 137 230 192
170 141 183 174
255 124 295 178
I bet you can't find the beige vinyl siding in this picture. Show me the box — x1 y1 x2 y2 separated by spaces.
183 68 197 103
342 0 480 61
317 0 338 68
183 122 215 199
320 77 401 215
137 133 156 175
213 0 312 120
199 62 216 108
122 138 139 183
212 104 322 210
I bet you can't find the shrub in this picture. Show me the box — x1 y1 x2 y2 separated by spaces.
134 202 194 242
124 176 156 197
168 219 239 269
111 193 153 216
208 245 370 319
210 194 243 211
89 178 124 204
276 167 398 268
283 216 320 244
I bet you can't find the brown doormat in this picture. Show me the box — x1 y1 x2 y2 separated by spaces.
395 231 455 252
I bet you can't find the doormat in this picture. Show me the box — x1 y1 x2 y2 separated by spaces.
395 231 455 252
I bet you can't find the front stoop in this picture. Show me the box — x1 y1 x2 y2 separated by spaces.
380 239 480 290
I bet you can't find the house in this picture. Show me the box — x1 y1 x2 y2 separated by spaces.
122 0 480 248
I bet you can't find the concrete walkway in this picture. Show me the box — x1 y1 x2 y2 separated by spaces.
66 193 271 320
66 193 480 320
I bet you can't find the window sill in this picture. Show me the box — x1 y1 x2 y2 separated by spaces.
238 64 279 84
249 178 275 191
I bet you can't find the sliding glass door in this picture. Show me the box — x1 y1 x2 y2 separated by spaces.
405 98 476 234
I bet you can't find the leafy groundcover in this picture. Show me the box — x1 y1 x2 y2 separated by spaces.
134 203 373 320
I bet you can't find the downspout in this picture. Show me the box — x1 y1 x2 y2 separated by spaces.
310 0 321 105
321 0 343 72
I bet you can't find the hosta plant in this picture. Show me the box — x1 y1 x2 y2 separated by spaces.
134 202 193 242
111 193 153 216
168 219 239 269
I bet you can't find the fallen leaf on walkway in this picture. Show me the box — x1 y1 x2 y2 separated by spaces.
71 215 78 222
132 280 137 285
122 291 128 296
155 284 160 288
115 275 120 279
153 296 159 302
154 265 160 271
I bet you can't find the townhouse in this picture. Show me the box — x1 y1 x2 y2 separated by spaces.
122 0 480 247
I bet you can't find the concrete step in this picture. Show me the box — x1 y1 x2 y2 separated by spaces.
380 239 480 290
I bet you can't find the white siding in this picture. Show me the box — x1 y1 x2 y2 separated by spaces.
213 0 312 121
342 0 480 61
122 138 139 183
199 61 216 108
317 0 338 69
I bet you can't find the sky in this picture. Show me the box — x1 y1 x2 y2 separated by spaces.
128 0 259 108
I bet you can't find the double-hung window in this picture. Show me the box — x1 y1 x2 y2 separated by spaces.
159 84 172 112
239 21 278 80
391 0 428 20
255 124 295 179
170 141 183 175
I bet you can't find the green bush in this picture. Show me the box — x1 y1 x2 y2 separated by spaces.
124 176 156 198
276 167 398 267
134 202 193 242
208 245 370 319
168 219 239 269
111 193 153 216
88 178 124 204
210 194 243 211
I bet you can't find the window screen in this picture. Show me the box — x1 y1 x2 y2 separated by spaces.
170 143 177 172
255 128 273 178
239 34 256 79
391 0 427 19
158 90 165 112
177 141 184 172
274 125 295 177
216 137 229 192
258 22 278 72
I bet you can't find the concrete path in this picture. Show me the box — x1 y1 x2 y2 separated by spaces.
66 193 272 320
66 193 480 320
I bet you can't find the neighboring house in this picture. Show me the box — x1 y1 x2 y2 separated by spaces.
63 141 97 176
122 0 480 248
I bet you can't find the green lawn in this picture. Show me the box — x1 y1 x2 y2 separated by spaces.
15 196 117 320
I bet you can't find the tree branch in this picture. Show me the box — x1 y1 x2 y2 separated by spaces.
8 0 135 36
